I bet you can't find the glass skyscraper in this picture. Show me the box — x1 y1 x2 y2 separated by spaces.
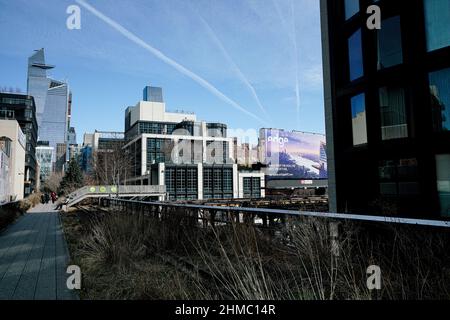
143 86 164 103
27 49 70 170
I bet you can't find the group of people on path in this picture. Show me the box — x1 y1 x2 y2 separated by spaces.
40 192 58 205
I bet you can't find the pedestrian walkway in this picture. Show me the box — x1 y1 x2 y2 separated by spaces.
0 203 78 300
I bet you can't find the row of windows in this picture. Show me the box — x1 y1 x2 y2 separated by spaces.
377 155 450 216
126 121 227 140
0 97 34 107
243 177 262 198
203 167 233 198
165 167 198 200
346 0 450 82
147 138 166 166
126 122 178 140
350 67 450 146
348 15 403 81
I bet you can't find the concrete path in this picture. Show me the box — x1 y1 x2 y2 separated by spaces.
0 203 78 300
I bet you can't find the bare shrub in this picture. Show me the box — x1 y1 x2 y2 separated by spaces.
42 172 64 193
62 204 450 300
18 192 42 212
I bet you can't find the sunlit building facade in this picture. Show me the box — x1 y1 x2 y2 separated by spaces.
124 86 265 201
27 49 71 170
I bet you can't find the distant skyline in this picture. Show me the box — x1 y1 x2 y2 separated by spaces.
0 0 325 144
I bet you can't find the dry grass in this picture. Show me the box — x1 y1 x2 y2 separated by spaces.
62 210 201 299
61 206 450 300
0 193 42 231
18 193 42 212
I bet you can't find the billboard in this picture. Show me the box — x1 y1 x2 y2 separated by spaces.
261 129 327 180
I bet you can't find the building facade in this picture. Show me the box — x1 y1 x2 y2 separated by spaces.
123 86 265 201
36 142 54 183
27 49 71 170
321 0 450 218
0 93 38 195
0 120 26 201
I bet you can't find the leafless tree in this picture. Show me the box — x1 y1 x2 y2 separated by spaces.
42 172 64 193
90 139 132 186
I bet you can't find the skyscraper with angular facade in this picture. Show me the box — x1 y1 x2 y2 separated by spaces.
321 0 450 218
27 49 71 172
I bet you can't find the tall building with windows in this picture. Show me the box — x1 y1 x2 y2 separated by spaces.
36 141 53 183
27 49 71 171
321 0 450 218
0 93 38 195
124 86 265 201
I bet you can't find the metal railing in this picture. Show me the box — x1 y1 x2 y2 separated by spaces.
103 198 450 229
66 185 167 208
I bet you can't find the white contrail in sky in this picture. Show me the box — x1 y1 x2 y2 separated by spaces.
196 12 270 119
272 0 292 43
289 0 301 130
75 0 267 125
272 0 301 129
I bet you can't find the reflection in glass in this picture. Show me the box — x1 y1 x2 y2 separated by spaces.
379 158 419 196
436 154 450 217
429 67 450 131
377 16 403 70
351 93 368 145
348 29 364 81
379 87 408 140
424 0 450 52
344 0 360 20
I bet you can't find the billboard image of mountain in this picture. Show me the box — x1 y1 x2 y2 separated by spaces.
261 129 327 180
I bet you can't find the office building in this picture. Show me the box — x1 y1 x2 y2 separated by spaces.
0 120 26 201
0 93 38 195
143 86 164 103
27 49 71 170
36 141 54 183
124 86 265 201
236 143 259 167
320 0 450 217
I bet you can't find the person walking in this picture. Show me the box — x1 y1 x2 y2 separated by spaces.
50 192 57 204
45 193 50 204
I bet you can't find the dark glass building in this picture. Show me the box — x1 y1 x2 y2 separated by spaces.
321 0 450 218
0 93 38 195
143 86 164 103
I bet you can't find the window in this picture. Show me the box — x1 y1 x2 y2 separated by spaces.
203 168 212 194
24 109 33 119
351 93 368 145
223 168 233 193
379 87 408 140
379 158 419 195
377 16 403 70
344 0 359 20
348 29 364 81
436 154 450 216
203 166 233 199
187 168 197 194
243 177 261 198
424 0 450 52
429 67 450 131
147 138 166 166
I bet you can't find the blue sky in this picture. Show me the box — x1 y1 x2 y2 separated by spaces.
0 0 325 143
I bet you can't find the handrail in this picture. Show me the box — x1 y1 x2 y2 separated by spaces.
65 185 167 208
108 198 450 229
